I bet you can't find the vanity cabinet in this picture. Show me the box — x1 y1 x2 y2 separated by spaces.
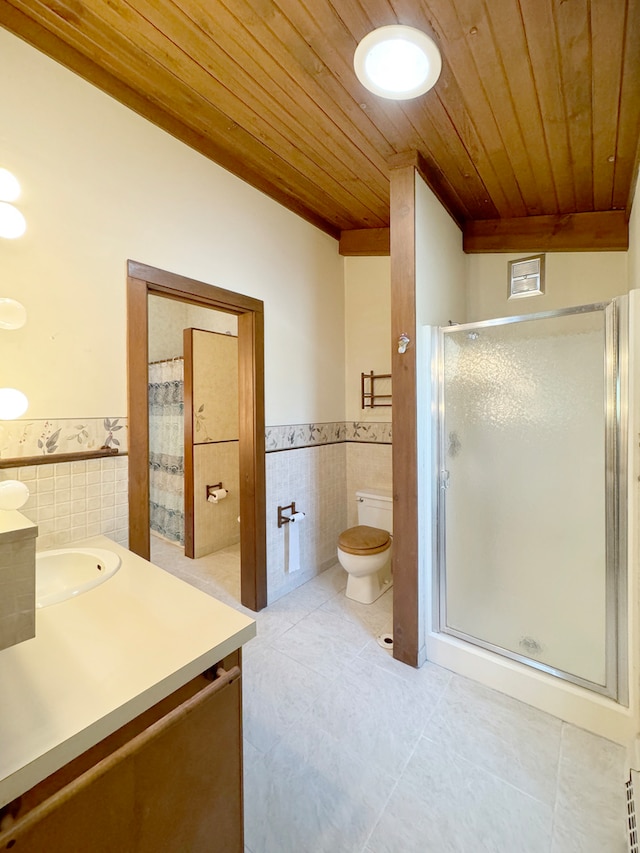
0 649 244 852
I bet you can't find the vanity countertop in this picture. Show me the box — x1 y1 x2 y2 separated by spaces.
0 536 256 808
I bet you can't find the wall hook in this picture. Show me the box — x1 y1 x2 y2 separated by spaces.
397 333 411 354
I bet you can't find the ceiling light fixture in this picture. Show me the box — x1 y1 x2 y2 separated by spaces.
0 169 26 238
0 479 30 511
0 202 26 239
354 25 442 100
0 168 21 203
0 299 27 330
0 388 29 420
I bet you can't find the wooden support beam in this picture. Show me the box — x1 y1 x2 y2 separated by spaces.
339 228 390 256
389 158 420 668
463 210 629 253
389 151 465 229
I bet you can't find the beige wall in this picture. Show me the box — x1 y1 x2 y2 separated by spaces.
343 256 391 422
415 173 467 664
148 296 236 363
191 330 239 556
194 442 240 558
0 28 344 426
466 251 628 322
415 177 467 328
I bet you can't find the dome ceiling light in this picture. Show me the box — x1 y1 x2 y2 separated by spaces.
354 25 442 101
0 387 29 420
0 169 26 239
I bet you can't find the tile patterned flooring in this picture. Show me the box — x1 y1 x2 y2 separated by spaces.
150 537 629 853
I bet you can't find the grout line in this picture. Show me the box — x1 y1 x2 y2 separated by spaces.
360 728 423 853
421 731 557 816
549 721 566 846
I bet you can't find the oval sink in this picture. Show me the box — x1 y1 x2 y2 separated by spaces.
36 547 121 608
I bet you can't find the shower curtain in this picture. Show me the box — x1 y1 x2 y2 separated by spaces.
148 358 184 545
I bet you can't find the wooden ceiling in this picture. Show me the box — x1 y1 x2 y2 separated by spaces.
1 0 639 252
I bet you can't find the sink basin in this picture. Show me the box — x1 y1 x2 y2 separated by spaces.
36 547 121 608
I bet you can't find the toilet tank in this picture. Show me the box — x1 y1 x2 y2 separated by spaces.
356 489 393 534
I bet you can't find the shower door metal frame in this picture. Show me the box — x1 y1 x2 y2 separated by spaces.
433 300 628 703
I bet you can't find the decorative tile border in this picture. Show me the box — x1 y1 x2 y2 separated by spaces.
0 417 128 459
0 417 389 460
265 422 345 451
344 421 392 444
265 421 391 452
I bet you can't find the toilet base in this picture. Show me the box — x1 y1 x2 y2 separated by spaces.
345 567 393 605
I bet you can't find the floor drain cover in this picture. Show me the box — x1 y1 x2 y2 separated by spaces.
377 633 393 650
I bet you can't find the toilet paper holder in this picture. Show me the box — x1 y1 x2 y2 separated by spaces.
206 482 226 499
278 502 297 528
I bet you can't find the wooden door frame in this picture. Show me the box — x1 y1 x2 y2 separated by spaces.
126 260 267 611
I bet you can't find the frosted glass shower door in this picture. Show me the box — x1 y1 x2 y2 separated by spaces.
439 306 617 692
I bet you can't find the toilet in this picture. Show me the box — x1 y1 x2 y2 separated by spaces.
337 489 393 604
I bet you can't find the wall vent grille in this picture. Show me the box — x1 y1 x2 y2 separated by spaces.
508 254 545 299
627 771 638 853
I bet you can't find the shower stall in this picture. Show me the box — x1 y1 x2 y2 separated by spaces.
432 299 630 717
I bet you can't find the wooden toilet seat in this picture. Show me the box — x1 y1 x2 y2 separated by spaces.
338 525 391 556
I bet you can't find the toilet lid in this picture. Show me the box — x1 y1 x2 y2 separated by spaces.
338 525 391 556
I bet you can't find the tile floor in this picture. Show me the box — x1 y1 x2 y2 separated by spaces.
150 537 629 853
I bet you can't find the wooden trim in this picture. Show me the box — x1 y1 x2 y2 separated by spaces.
128 262 262 315
127 263 267 612
183 328 195 559
389 159 420 667
193 439 239 447
126 274 150 560
339 228 390 257
238 311 267 611
0 449 123 469
463 210 629 253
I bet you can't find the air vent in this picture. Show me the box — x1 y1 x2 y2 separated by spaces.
628 771 638 853
508 254 545 299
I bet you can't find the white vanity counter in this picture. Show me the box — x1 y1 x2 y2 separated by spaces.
0 536 256 808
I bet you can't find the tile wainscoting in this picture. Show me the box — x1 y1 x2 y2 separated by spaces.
266 443 347 603
1 419 391 602
265 422 392 604
265 440 393 604
5 456 129 551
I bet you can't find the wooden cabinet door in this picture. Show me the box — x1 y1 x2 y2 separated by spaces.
0 666 243 853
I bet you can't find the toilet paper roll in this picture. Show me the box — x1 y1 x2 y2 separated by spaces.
207 488 228 504
286 512 305 573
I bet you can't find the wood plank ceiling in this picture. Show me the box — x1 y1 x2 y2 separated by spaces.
1 0 638 252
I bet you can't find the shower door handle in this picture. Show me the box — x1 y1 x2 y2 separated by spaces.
440 470 450 489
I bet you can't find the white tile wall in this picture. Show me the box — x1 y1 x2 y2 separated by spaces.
346 443 393 527
266 443 347 604
1 456 129 551
265 441 393 604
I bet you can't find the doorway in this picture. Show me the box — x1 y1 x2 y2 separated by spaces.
127 260 267 611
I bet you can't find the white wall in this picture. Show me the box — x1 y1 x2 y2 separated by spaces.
415 178 467 329
415 174 467 664
343 256 391 422
467 251 628 321
0 28 344 426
